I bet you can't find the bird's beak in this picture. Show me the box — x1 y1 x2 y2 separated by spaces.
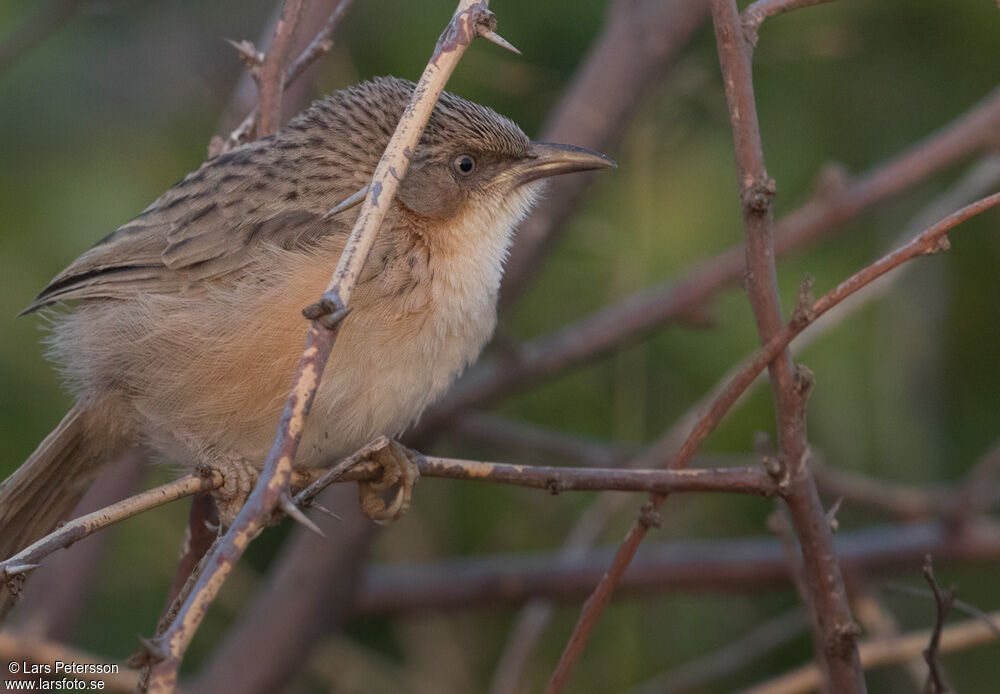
518 142 617 186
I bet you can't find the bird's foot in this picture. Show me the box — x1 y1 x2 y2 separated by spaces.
358 439 421 526
207 454 259 531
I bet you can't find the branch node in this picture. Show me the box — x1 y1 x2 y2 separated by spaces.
826 619 862 658
742 175 777 212
129 635 168 669
302 296 352 330
0 563 39 582
925 233 952 255
825 496 843 532
638 502 662 529
225 37 264 77
791 273 817 326
792 363 815 401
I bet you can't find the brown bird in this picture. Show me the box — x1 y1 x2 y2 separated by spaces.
0 76 614 559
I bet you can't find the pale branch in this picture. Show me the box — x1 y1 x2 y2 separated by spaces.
414 84 1000 441
256 0 306 137
0 472 222 583
143 3 513 687
741 0 839 48
739 610 1000 694
0 632 138 692
354 518 1000 615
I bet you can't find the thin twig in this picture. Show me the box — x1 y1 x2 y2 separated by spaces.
921 555 956 694
0 473 222 581
739 610 1000 694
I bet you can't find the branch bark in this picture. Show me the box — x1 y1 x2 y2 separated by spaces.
708 3 861 689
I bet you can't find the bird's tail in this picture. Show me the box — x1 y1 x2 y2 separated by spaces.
0 399 127 562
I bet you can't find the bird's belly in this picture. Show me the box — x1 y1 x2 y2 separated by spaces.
53 244 495 471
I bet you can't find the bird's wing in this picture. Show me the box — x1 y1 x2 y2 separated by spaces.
21 156 347 315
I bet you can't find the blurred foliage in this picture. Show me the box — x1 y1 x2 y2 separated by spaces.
0 0 998 691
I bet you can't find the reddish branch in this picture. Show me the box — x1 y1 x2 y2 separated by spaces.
544 7 1000 686
414 83 1000 442
708 2 864 691
256 0 306 137
214 0 357 154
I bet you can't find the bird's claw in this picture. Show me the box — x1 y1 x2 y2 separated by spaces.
358 439 421 526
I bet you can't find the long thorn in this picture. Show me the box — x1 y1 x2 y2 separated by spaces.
323 185 369 219
478 29 521 55
280 493 326 538
311 502 342 521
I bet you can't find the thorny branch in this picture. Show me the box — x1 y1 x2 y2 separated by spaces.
0 452 778 584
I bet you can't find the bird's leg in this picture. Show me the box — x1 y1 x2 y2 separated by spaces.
198 451 259 531
358 439 421 526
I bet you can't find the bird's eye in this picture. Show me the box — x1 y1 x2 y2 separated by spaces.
453 154 476 176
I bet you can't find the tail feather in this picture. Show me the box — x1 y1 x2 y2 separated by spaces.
0 401 125 562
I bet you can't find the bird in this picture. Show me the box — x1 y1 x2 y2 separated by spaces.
0 76 614 560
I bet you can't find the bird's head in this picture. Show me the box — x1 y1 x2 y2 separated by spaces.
306 77 614 233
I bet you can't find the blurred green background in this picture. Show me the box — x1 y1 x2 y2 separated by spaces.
1 0 998 691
